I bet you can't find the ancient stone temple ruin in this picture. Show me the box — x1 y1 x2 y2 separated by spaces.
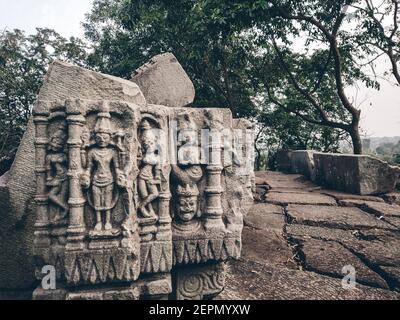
0 53 254 300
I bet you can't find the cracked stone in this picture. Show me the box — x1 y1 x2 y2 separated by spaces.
267 193 337 206
286 205 396 231
316 189 385 202
244 205 285 231
382 192 400 205
299 239 389 289
380 266 400 288
219 258 400 300
242 227 294 269
339 200 400 218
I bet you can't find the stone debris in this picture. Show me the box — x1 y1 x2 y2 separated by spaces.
131 53 195 108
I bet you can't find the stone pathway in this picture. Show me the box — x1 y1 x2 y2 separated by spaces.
219 171 400 300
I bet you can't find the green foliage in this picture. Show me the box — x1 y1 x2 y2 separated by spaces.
84 0 359 157
0 28 87 159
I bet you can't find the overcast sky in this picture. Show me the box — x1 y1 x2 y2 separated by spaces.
0 0 399 138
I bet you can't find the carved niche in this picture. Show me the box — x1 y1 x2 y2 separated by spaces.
33 99 141 289
170 109 243 268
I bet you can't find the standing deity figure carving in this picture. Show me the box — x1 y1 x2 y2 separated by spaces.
171 116 204 230
80 111 126 234
138 120 161 219
46 126 69 221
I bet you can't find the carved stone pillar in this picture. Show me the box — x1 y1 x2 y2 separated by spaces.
33 102 51 250
204 130 224 231
157 190 172 240
65 108 87 250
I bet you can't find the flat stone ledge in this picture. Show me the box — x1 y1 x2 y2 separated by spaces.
267 192 337 206
339 200 400 218
286 205 396 231
300 238 389 289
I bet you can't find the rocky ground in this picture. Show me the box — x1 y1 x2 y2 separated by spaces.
219 171 400 300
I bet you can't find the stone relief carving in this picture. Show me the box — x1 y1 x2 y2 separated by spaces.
171 114 203 233
31 56 254 301
175 262 226 300
45 124 69 222
137 119 161 220
80 111 126 236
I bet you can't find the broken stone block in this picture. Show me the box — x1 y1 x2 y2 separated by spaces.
131 53 195 108
313 153 400 195
30 99 249 300
275 150 292 172
1 55 253 299
290 150 316 182
0 60 147 290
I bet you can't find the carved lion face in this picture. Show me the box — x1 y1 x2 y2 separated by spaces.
95 133 111 148
177 196 197 222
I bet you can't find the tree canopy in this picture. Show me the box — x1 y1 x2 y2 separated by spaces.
0 28 87 161
0 0 398 169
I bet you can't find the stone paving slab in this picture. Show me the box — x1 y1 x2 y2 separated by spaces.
286 223 398 244
286 217 400 269
244 210 285 231
380 266 400 287
265 180 319 190
339 200 400 218
242 227 294 269
287 205 396 231
267 192 337 206
299 238 389 289
316 189 385 202
219 259 400 300
382 192 400 205
238 171 400 299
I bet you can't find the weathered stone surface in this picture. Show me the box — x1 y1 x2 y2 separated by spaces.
22 54 253 300
313 153 400 195
131 53 195 108
174 262 226 300
242 227 294 269
286 205 395 231
382 192 400 205
380 266 400 288
300 239 389 289
290 150 316 181
275 150 292 172
219 259 400 300
262 173 319 190
316 189 385 202
244 203 283 228
0 61 147 290
339 199 400 218
286 224 363 243
267 192 337 206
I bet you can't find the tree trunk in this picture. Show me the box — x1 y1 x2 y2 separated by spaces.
349 126 363 155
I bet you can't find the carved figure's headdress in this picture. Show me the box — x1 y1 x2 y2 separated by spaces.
94 112 112 134
177 184 200 197
140 119 152 131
